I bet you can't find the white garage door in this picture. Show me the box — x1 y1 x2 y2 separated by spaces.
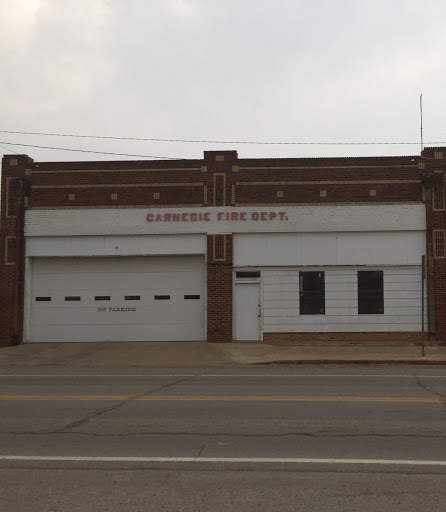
28 256 205 342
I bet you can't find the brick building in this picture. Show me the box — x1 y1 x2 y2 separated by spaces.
0 148 445 346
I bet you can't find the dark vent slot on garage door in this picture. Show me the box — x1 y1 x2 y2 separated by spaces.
65 296 81 301
154 295 170 300
95 296 111 301
184 295 200 300
236 271 261 278
125 296 141 300
35 297 51 302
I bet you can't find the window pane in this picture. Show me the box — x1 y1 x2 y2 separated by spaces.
236 271 261 278
358 271 384 314
299 272 325 315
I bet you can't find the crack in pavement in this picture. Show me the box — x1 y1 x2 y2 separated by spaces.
415 376 446 411
51 373 203 434
196 443 207 457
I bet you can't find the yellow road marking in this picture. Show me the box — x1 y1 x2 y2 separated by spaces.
0 395 444 403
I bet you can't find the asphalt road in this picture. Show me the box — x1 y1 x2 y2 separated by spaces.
1 365 445 511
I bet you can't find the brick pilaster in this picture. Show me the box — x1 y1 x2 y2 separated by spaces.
207 234 233 342
204 150 237 342
422 147 446 344
0 154 33 346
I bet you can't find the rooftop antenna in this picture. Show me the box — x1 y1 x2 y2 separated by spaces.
420 93 424 152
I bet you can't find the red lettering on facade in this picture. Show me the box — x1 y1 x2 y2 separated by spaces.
146 210 287 222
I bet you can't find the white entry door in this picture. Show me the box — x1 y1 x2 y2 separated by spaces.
235 282 261 341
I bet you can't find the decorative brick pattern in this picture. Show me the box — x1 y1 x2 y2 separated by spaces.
434 230 446 258
6 178 20 217
213 174 226 206
207 234 233 343
433 178 445 210
5 237 16 265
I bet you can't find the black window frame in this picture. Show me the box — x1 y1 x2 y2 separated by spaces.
357 270 384 315
299 271 325 315
236 271 261 279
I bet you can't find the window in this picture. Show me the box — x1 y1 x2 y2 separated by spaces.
236 271 261 278
65 296 81 301
35 297 51 302
125 296 141 300
358 271 384 314
154 295 170 300
299 272 325 315
184 295 200 300
95 296 110 301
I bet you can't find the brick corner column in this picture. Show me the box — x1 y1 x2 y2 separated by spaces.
423 162 446 345
207 234 233 343
0 154 33 347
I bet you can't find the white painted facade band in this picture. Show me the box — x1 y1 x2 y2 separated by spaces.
25 205 426 236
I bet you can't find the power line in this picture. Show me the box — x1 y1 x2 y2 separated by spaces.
0 143 21 155
0 141 183 160
1 129 446 146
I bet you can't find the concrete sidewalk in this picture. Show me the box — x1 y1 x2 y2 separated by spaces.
0 341 445 367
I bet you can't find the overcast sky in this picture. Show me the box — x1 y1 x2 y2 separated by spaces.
1 0 446 163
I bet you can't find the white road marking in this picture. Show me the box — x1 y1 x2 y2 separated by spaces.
1 455 446 466
0 374 445 378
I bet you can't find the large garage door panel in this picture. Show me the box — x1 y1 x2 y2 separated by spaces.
29 256 205 342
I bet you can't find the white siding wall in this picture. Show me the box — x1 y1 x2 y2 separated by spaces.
234 232 425 266
261 266 426 332
26 234 206 258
